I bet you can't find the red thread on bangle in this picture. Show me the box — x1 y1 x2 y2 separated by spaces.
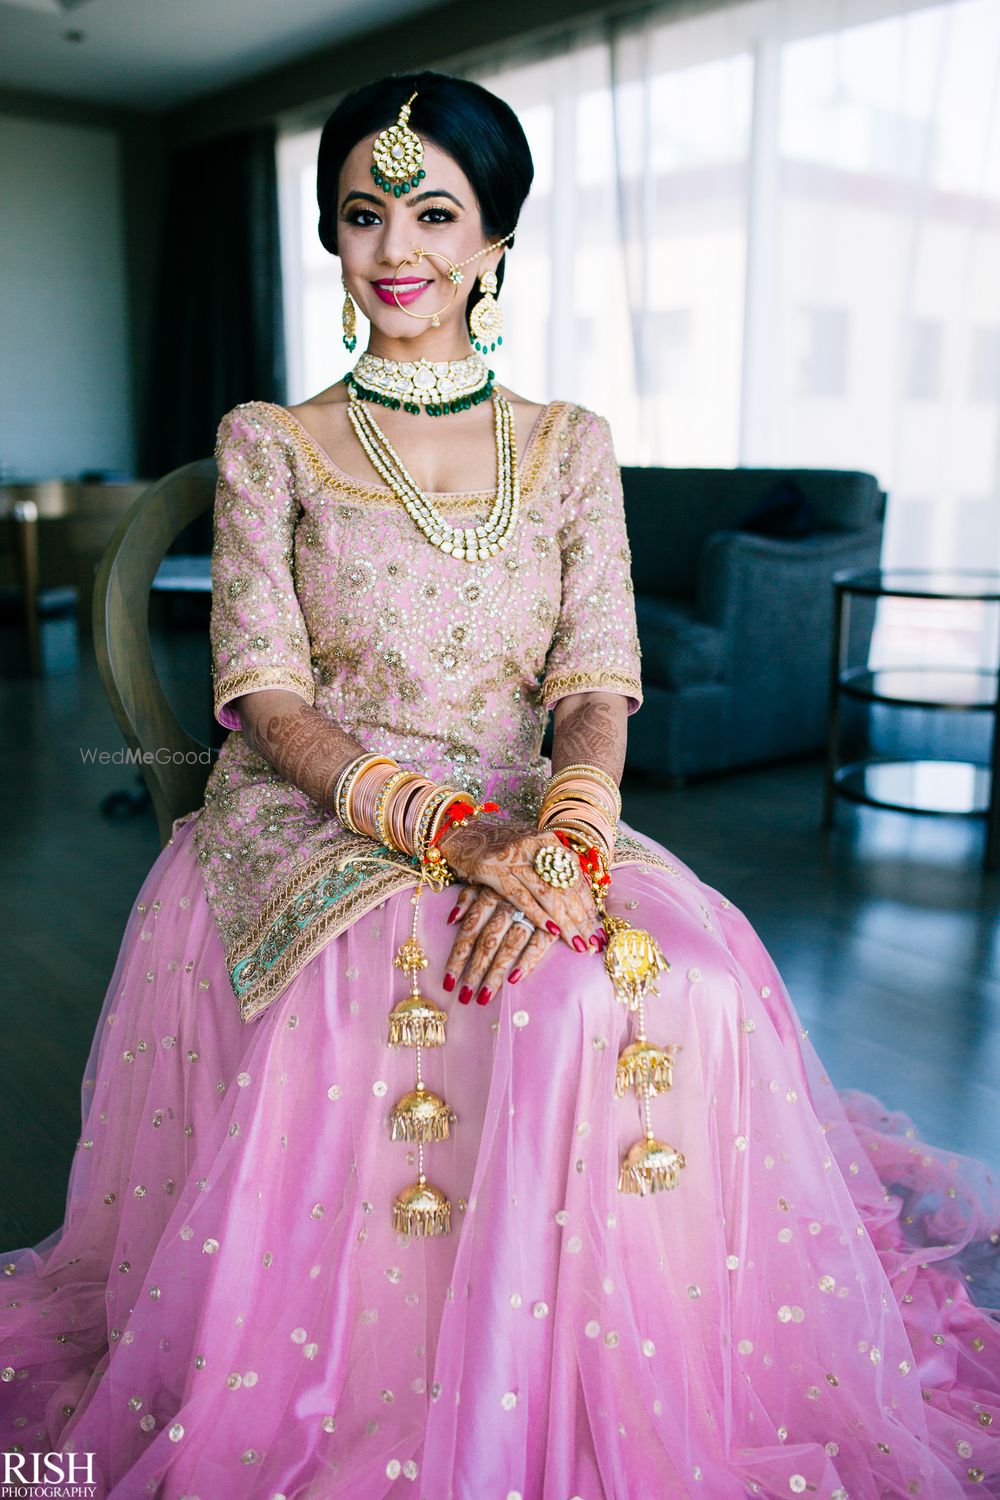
554 828 611 886
427 798 500 850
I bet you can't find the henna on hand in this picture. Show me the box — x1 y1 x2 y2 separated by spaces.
438 815 602 949
551 690 628 783
236 689 365 815
444 883 559 1002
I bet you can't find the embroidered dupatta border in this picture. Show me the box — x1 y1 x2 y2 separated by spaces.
226 826 682 1025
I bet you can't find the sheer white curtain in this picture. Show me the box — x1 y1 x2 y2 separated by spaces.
470 1 1000 570
279 0 1000 664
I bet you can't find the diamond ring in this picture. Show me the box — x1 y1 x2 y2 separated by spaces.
533 843 579 889
509 909 531 926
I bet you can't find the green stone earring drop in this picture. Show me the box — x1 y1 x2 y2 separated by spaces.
469 270 504 355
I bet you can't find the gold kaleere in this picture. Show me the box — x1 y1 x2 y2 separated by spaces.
392 1176 452 1237
618 1134 687 1195
546 825 687 1200
615 1038 679 1098
601 913 669 1012
389 1082 456 1142
387 876 455 1236
387 993 447 1048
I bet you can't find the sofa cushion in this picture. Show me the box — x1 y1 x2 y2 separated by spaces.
621 466 885 599
635 596 727 690
736 477 819 538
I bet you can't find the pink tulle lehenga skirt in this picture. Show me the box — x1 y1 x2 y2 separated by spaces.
1 812 998 1498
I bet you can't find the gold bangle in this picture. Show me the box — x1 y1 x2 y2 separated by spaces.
423 790 469 853
553 817 613 863
554 823 613 884
336 753 396 829
539 788 618 822
374 770 419 850
545 764 622 815
412 784 457 860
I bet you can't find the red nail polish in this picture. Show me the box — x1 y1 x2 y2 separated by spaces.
508 967 522 984
447 905 462 924
476 986 492 1005
589 934 600 949
545 920 561 936
459 985 473 1004
572 936 587 953
443 973 456 992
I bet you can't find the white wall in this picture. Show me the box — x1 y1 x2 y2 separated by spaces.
0 113 133 480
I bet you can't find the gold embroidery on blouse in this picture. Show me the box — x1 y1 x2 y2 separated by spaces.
253 399 570 510
214 666 315 724
541 668 643 707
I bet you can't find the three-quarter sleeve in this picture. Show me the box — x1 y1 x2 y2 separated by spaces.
210 403 316 732
540 406 643 716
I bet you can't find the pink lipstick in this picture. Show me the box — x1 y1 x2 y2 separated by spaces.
370 277 431 307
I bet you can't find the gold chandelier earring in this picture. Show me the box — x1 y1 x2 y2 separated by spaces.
469 268 504 355
342 276 358 353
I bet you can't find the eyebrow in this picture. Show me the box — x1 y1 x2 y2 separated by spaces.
340 188 466 211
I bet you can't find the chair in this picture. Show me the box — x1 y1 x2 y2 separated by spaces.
92 459 217 847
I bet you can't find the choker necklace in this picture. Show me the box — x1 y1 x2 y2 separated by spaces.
345 388 520 561
344 352 494 416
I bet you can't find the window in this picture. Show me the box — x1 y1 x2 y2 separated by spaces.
795 307 849 398
904 319 942 401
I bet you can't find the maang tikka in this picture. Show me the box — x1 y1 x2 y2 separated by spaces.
371 90 426 196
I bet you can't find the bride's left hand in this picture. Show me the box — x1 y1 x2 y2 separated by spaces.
442 882 606 1006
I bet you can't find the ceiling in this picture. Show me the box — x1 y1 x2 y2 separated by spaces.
0 0 446 113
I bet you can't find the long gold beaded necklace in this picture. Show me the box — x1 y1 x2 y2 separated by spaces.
345 386 520 562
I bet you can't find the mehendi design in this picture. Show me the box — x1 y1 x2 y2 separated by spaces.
552 692 628 782
241 698 362 815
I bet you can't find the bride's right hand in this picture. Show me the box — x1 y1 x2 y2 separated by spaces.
435 814 606 955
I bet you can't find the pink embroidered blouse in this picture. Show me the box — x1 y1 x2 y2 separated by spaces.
193 397 656 1023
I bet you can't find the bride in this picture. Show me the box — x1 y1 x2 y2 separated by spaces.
2 68 998 1500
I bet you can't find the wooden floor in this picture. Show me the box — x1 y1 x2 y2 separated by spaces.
2 622 998 1249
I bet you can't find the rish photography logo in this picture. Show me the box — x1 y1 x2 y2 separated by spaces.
1 1451 98 1497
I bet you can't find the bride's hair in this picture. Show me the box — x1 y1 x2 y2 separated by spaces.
316 69 534 332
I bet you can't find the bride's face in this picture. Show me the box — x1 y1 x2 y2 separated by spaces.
336 134 500 346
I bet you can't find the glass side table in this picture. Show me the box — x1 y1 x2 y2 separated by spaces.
821 568 1000 870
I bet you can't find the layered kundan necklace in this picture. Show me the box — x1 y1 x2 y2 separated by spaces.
344 351 495 416
345 378 520 562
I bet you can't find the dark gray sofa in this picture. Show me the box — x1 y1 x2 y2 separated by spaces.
619 467 886 779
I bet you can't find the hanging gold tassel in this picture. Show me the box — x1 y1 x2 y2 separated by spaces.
546 829 686 1200
386 875 455 1235
387 993 448 1047
389 1082 456 1141
392 1175 453 1236
601 912 670 1011
615 1039 679 1098
618 1134 687 1195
